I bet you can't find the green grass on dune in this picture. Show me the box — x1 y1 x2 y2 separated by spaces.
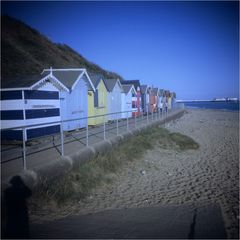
30 126 199 208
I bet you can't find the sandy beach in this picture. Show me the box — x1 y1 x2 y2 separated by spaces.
30 109 239 238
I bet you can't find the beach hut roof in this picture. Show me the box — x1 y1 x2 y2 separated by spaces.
1 73 71 92
104 78 122 92
152 87 159 96
88 73 104 87
140 85 151 94
1 74 46 89
164 90 170 97
121 80 141 93
35 68 96 92
122 84 137 94
159 89 164 96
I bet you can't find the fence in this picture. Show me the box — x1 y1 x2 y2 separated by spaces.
1 103 184 172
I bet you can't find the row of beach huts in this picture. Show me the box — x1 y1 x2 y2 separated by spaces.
0 68 176 141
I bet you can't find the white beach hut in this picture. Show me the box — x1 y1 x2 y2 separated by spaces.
104 78 123 121
121 84 137 119
140 85 151 114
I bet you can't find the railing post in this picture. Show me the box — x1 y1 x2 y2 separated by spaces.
22 128 27 170
135 112 137 128
142 111 144 126
116 113 119 136
147 109 149 124
103 115 106 140
127 112 129 132
152 109 153 122
86 119 89 147
60 121 64 156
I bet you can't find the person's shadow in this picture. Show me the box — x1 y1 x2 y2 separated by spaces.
2 175 32 239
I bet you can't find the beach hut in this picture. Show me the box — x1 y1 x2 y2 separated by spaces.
163 90 170 111
104 78 123 121
152 88 160 112
88 73 108 126
158 89 164 112
149 87 158 113
121 80 142 117
171 92 176 109
166 90 172 110
40 68 95 131
140 85 151 114
1 74 62 141
121 84 137 119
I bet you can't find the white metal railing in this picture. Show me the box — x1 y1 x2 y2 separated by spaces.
1 103 184 171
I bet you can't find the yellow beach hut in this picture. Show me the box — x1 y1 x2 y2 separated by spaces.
88 73 108 126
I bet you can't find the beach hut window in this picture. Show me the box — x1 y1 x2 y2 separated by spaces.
94 89 99 107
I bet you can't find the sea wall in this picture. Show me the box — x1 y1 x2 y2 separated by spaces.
2 109 186 192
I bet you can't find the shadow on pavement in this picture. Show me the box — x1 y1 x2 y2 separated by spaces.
30 204 226 239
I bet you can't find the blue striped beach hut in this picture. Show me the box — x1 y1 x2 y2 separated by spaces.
1 74 62 141
1 68 95 140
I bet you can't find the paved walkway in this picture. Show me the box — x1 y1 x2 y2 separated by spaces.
1 110 179 181
30 204 227 239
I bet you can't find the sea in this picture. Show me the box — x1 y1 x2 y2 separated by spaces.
181 101 239 112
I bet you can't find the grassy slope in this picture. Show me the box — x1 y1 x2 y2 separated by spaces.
30 126 199 210
1 15 123 80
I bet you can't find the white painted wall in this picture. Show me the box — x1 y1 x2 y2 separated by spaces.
108 82 122 121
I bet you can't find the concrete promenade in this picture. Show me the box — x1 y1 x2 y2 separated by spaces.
30 204 227 239
1 109 184 183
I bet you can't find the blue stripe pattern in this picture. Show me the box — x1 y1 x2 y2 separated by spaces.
1 130 22 141
24 90 59 100
25 108 60 119
1 125 60 141
0 91 22 100
1 110 24 120
27 125 60 139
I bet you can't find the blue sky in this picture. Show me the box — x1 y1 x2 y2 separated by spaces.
2 1 239 100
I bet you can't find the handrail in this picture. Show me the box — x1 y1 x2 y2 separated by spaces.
1 103 184 174
0 110 134 131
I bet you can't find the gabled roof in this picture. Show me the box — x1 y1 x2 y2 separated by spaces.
164 90 171 97
170 92 176 98
122 84 137 95
40 68 95 92
152 87 159 96
140 85 151 94
159 89 164 96
121 80 141 93
1 74 44 89
104 78 122 92
87 73 108 92
88 73 104 88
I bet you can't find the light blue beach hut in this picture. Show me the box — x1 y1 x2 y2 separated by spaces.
121 84 137 119
40 68 95 131
104 78 123 121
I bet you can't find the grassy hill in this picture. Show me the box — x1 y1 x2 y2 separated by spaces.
1 15 123 81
